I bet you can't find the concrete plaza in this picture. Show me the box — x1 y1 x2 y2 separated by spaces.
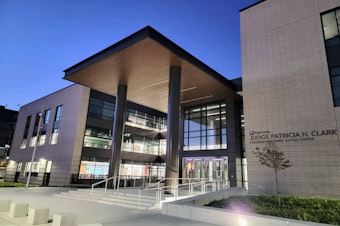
0 187 217 226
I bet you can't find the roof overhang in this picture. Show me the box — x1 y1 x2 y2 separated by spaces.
64 26 240 113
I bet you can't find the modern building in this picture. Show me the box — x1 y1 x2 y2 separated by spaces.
6 27 244 188
9 0 340 199
0 105 18 179
241 0 340 197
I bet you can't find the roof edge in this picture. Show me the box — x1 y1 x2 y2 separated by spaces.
240 0 266 12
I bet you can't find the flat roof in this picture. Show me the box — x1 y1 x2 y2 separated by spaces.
239 0 265 12
64 26 240 112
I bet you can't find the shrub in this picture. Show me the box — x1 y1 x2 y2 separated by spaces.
206 196 340 225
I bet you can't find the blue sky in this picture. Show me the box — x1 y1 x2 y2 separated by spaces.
0 0 259 110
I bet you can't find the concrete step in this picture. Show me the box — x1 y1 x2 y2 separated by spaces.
104 196 155 207
53 189 158 210
53 193 92 202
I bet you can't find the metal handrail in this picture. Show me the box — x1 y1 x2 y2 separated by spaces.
90 176 229 208
91 176 120 200
138 177 226 209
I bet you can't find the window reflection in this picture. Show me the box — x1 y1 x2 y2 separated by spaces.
321 8 340 106
184 102 227 151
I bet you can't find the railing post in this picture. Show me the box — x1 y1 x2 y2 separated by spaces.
105 179 108 194
138 189 141 209
157 182 161 208
91 186 93 201
190 182 193 196
174 184 178 200
117 175 120 191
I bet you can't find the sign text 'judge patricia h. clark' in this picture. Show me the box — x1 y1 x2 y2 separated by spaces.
248 129 338 144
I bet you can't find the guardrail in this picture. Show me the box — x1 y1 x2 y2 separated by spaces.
91 176 229 208
139 178 230 209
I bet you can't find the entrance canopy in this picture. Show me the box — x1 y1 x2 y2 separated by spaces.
64 26 239 112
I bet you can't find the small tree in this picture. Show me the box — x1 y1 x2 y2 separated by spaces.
253 141 291 207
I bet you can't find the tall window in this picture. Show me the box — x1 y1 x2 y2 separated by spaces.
30 112 42 147
38 109 50 146
184 102 227 151
50 105 62 145
322 8 340 106
20 115 31 149
88 97 115 120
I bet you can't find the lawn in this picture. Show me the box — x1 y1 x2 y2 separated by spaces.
206 195 340 225
0 181 26 187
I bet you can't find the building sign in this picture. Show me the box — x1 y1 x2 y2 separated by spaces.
248 129 337 144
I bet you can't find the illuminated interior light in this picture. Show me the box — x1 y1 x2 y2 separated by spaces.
191 108 201 112
207 105 220 109
215 117 226 121
180 95 213 104
140 80 169 89
181 87 197 92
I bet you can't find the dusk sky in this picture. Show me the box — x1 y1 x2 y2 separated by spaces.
1 0 259 111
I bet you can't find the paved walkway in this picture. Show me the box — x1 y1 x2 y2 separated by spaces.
0 187 217 226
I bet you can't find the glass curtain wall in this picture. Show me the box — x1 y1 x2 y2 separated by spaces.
79 157 109 179
125 109 167 132
122 133 166 155
182 157 229 186
80 95 167 180
183 102 227 151
321 8 340 106
120 161 165 181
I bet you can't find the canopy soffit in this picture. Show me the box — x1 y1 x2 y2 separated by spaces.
64 26 240 112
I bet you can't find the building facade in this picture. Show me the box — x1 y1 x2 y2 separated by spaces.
6 85 90 185
241 0 340 197
6 28 243 187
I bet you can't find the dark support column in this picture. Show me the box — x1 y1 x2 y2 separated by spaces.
165 66 181 193
108 85 127 188
226 98 243 187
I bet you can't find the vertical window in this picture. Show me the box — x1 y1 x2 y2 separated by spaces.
321 8 340 106
50 105 62 145
20 116 31 149
38 109 50 146
30 112 42 147
184 102 227 151
43 109 50 124
55 105 63 121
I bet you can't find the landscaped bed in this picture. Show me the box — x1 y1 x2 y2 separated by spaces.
206 196 340 225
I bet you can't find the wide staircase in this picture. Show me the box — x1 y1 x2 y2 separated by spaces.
53 188 158 210
53 177 228 210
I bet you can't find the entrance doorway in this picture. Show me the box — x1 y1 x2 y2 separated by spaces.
183 157 228 186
